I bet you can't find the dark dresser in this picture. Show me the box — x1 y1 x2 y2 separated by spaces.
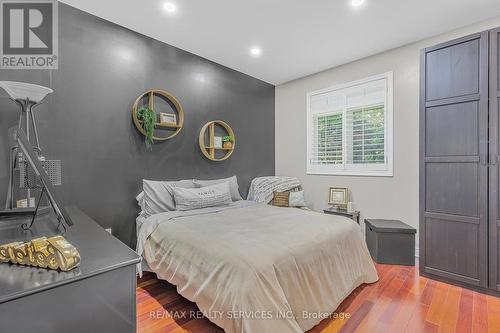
0 206 141 333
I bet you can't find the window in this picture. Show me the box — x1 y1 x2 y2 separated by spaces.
307 72 393 176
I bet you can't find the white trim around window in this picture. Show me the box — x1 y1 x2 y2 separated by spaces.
306 72 394 177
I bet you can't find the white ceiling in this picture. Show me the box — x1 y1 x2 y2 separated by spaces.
60 0 500 85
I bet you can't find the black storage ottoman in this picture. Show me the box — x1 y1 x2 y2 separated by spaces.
365 219 416 266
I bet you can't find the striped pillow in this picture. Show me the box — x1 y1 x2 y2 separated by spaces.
272 191 290 207
172 182 232 211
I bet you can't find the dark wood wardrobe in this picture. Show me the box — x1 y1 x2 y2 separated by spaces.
420 28 500 294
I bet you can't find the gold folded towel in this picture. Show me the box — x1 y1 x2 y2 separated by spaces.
0 236 80 271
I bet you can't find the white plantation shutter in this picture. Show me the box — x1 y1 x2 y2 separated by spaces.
312 113 343 165
346 105 385 165
307 72 393 176
309 92 344 168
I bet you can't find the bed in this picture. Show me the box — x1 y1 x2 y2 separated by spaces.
136 200 378 333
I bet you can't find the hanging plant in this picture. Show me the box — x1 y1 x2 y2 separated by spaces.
137 106 156 150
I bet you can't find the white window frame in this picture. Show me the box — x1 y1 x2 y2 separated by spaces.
306 72 393 177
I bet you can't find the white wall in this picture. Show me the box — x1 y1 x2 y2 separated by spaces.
275 16 500 253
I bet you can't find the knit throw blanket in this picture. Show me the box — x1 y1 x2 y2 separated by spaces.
247 176 301 203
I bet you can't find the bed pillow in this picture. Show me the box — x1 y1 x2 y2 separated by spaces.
289 190 306 207
136 191 146 212
173 182 232 211
142 179 196 215
272 190 306 208
272 191 289 207
194 176 243 201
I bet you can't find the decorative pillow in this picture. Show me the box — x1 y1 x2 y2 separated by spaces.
142 179 196 215
272 191 290 207
194 175 243 201
247 176 302 203
272 190 306 207
173 182 232 211
289 190 306 207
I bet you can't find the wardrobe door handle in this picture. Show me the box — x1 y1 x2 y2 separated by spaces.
480 153 487 166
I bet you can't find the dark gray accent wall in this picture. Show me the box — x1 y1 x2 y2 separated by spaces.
0 3 275 247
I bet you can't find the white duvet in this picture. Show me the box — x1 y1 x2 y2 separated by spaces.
138 201 378 333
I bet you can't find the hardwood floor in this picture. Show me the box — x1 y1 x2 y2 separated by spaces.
137 262 500 333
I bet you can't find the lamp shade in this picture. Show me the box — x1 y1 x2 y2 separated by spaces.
0 81 53 103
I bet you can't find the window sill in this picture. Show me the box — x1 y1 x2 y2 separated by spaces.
306 170 393 177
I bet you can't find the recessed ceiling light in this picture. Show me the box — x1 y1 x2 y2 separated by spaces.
250 47 262 57
163 2 177 13
351 0 365 7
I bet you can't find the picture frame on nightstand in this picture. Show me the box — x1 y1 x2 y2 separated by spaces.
328 186 349 209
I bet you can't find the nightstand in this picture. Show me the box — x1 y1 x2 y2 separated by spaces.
323 207 360 224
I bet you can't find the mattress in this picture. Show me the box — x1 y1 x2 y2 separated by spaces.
137 201 378 333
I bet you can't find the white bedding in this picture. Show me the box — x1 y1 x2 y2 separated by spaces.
138 201 378 333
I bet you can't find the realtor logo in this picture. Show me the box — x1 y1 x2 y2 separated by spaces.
1 0 58 69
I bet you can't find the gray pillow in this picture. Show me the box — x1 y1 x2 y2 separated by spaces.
136 191 146 211
142 179 196 215
194 176 243 201
172 182 232 211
